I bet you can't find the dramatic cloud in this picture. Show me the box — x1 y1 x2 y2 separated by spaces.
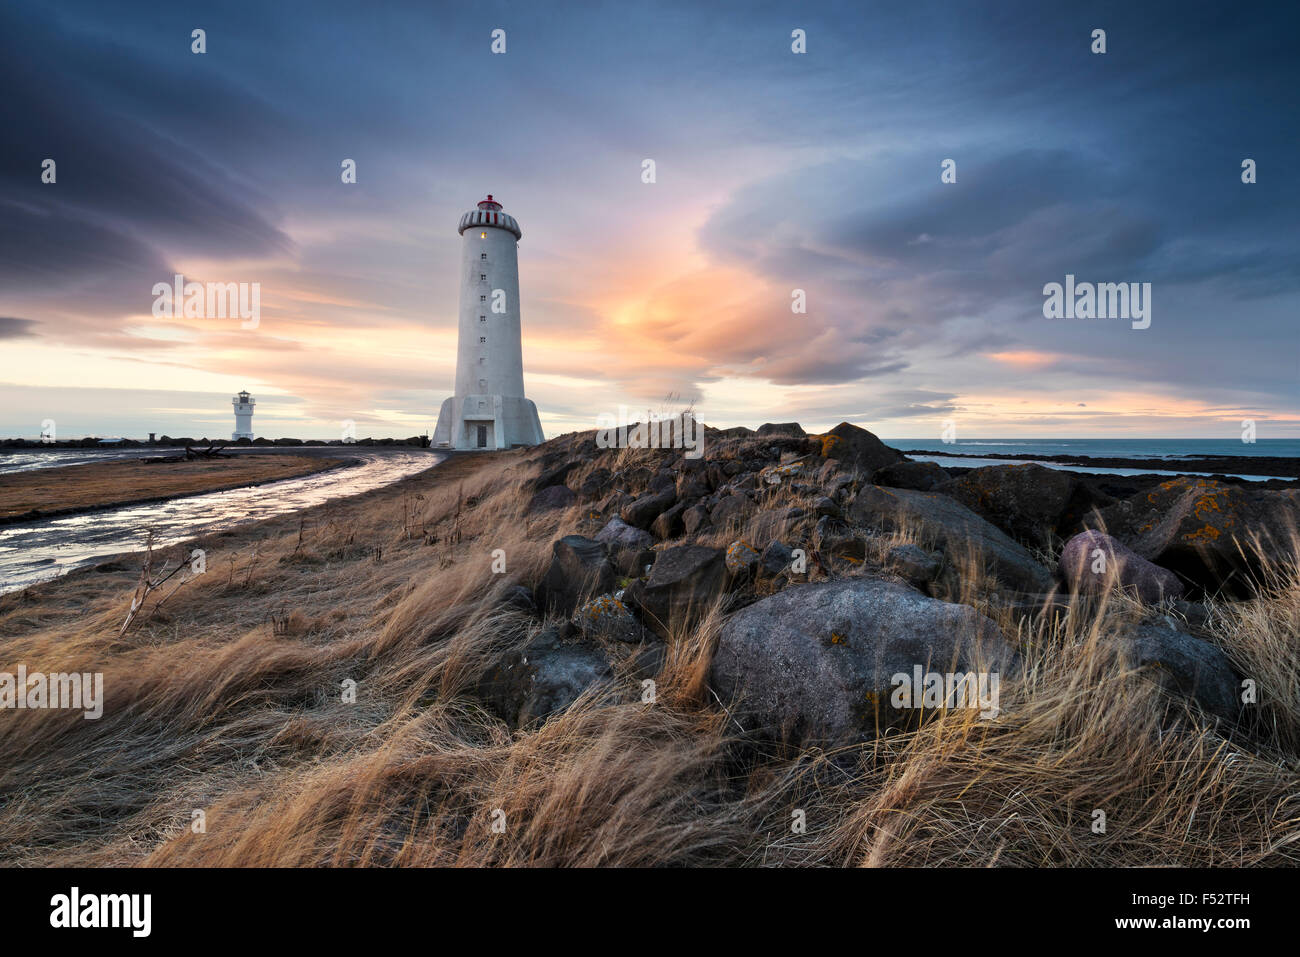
0 0 1296 439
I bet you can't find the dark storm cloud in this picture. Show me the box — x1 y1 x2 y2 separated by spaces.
0 317 39 339
0 3 293 291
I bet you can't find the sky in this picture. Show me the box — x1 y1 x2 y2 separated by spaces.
1 0 1297 442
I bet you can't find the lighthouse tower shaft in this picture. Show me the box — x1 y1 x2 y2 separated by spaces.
433 196 544 450
232 391 255 441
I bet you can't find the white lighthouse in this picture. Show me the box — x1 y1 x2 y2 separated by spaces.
232 390 255 440
432 194 545 450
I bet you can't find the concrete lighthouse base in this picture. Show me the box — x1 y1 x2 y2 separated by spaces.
432 394 544 450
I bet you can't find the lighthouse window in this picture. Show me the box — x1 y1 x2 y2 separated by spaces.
479 357 485 364
479 336 486 343
480 253 487 260
480 295 486 302
479 315 486 322
480 232 486 239
480 273 486 280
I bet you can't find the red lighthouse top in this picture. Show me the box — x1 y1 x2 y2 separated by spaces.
477 194 503 211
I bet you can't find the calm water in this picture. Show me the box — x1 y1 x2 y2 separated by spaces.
0 448 442 594
889 438 1299 481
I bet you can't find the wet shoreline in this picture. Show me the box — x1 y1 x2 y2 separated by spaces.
0 450 356 527
0 447 444 595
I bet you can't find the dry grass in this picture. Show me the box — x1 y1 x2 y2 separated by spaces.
0 441 1297 867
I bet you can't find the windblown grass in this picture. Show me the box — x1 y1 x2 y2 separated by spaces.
0 440 1296 866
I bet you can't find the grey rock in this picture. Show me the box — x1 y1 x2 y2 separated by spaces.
595 517 654 552
1059 529 1184 603
682 504 711 536
813 496 843 519
650 501 688 540
1118 619 1240 724
573 594 652 643
711 579 1016 746
814 515 865 560
476 627 613 728
724 540 761 576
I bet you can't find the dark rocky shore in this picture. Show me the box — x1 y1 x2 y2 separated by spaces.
478 420 1300 745
905 447 1300 482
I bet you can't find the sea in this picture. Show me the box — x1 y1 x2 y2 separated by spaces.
885 438 1300 481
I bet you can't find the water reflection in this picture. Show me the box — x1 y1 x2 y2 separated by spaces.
0 449 441 594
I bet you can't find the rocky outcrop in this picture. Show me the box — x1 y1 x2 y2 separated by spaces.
1059 529 1184 602
815 422 906 479
1094 478 1300 592
756 422 807 437
936 463 1076 547
710 579 1017 746
850 485 1052 593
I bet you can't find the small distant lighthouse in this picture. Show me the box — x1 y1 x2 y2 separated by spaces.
433 194 544 450
232 390 256 440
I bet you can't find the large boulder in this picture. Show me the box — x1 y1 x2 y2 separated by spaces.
936 463 1076 547
476 627 613 728
1095 478 1300 593
816 422 906 479
624 545 728 638
874 459 950 491
710 579 1017 746
850 485 1052 593
1059 529 1184 603
537 535 616 616
756 422 807 437
1116 619 1240 724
